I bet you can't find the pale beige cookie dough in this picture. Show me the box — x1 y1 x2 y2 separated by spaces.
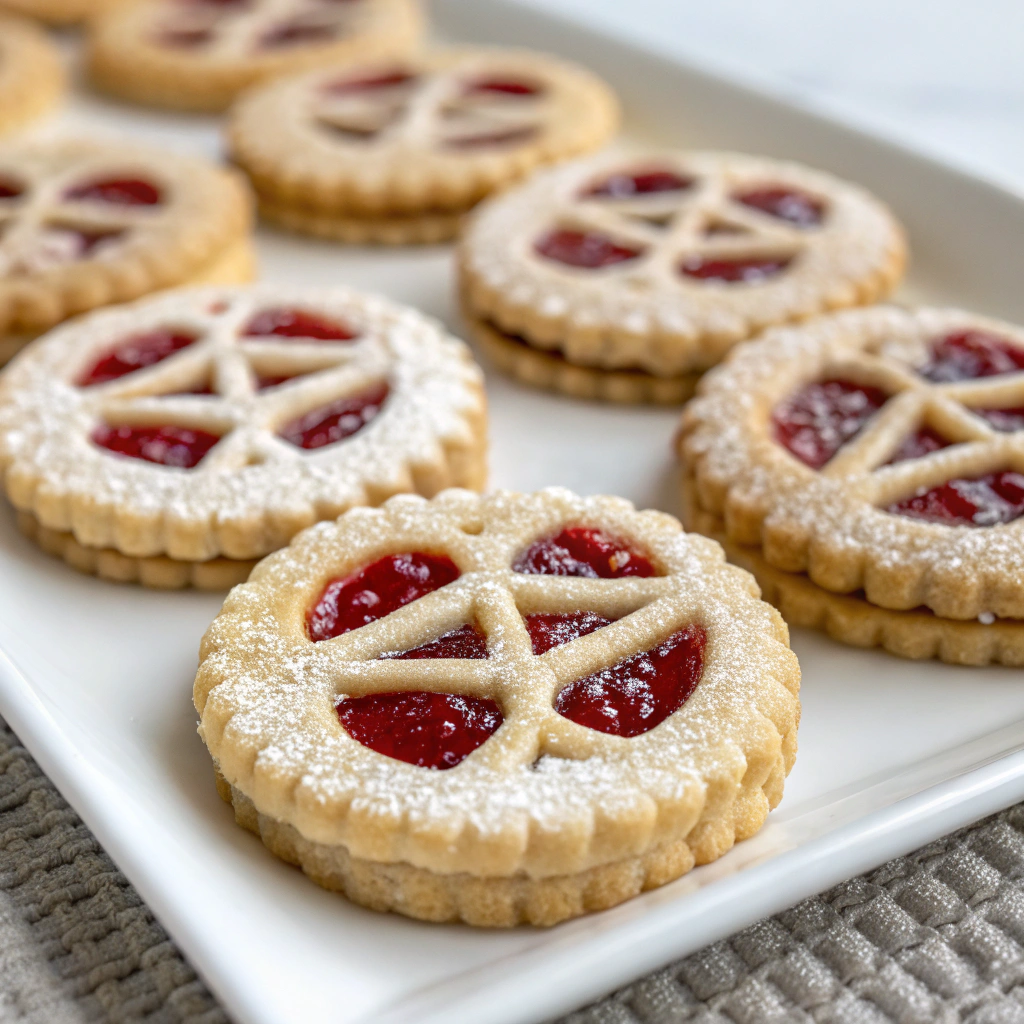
0 14 63 136
0 0 122 26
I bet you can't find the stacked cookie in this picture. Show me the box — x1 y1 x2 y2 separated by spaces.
0 13 63 137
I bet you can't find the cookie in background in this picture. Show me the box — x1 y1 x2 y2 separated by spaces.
0 0 122 26
0 14 63 136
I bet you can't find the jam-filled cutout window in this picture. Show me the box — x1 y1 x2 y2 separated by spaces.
680 254 793 284
77 329 200 386
919 331 1024 383
514 526 658 578
324 70 419 95
33 225 127 265
379 623 488 660
259 20 342 49
243 307 359 342
555 624 707 738
974 405 1024 433
91 422 222 469
887 470 1024 528
584 169 695 199
0 178 25 200
773 378 890 470
64 178 162 207
886 425 952 465
732 186 826 228
534 228 645 269
277 381 388 451
462 76 545 98
525 611 615 654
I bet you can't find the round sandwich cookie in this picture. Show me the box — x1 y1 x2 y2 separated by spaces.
0 138 255 366
459 150 907 404
0 14 63 137
87 0 424 113
194 487 800 927
0 285 488 589
679 306 1024 666
227 47 620 245
0 0 122 26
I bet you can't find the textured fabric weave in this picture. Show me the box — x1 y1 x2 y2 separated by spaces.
3 714 1024 1024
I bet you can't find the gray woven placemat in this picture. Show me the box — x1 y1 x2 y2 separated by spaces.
3 714 1024 1024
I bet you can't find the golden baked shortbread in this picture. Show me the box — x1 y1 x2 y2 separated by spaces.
194 487 800 926
0 138 254 365
0 285 487 589
0 14 63 136
227 47 620 245
679 305 1024 665
87 0 423 112
0 0 122 26
459 150 906 403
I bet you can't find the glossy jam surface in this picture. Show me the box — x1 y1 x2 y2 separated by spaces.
888 471 1024 527
337 691 502 769
534 229 642 269
734 186 825 227
381 623 488 660
977 406 1024 432
887 426 950 465
465 77 541 96
525 611 613 655
555 625 706 738
91 423 220 469
78 330 197 386
773 379 888 470
325 70 416 93
309 553 461 642
920 331 1024 382
680 255 791 283
514 527 656 578
244 307 357 341
255 372 299 391
0 179 23 200
586 170 693 198
65 178 162 206
278 382 387 450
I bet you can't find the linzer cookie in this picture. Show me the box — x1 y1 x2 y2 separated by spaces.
194 487 800 926
87 0 423 113
0 286 488 589
459 151 906 404
0 14 63 136
0 0 122 26
227 48 620 245
679 306 1024 665
0 138 254 365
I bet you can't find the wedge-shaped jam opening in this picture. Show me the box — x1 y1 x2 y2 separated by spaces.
556 625 706 737
338 691 502 769
525 611 613 655
78 330 198 386
278 383 388 450
920 331 1024 382
325 70 417 93
91 423 220 469
244 307 358 341
585 169 693 198
0 179 24 200
156 27 215 47
65 178 162 206
887 471 1024 527
773 379 888 470
534 229 643 269
309 553 461 642
380 623 488 660
259 21 338 48
680 255 791 283
886 426 951 465
733 186 825 227
464 77 543 97
514 527 656 578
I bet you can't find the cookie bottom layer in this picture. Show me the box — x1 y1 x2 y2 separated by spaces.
215 761 785 928
681 475 1024 666
17 511 258 591
258 197 464 246
463 311 701 406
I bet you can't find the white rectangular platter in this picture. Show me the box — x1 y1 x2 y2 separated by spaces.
3 2 1024 1023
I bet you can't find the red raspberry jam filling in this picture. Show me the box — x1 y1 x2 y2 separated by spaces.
887 426 950 465
65 178 162 206
977 406 1024 432
444 126 539 149
535 229 643 269
255 373 300 391
325 70 417 93
260 22 337 48
309 553 460 642
525 611 613 655
920 331 1024 382
77 330 197 386
733 186 825 227
464 77 542 97
244 308 357 342
91 423 220 469
381 623 488 660
680 255 792 283
773 379 888 470
888 471 1024 527
586 170 693 198
555 625 706 738
514 527 656 578
0 179 23 200
337 691 502 770
278 382 388 450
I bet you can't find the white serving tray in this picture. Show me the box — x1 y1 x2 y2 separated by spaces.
3 3 1024 1023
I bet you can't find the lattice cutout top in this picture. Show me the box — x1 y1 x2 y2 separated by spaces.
227 47 621 216
0 286 486 563
458 151 906 377
680 306 1024 621
194 488 800 880
87 0 423 111
0 139 251 338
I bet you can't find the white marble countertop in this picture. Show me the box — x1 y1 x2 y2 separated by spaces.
517 0 1024 193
